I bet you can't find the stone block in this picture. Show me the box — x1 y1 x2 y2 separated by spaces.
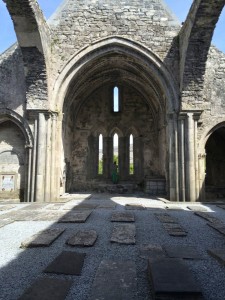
89 260 137 300
67 230 97 246
111 224 136 244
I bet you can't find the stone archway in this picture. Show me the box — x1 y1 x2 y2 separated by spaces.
54 38 179 199
205 126 225 199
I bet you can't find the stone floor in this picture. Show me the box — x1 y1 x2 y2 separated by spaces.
0 194 225 299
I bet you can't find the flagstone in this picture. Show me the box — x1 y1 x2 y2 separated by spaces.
148 258 202 299
67 230 97 246
20 228 65 248
111 211 135 222
19 277 73 300
111 224 136 244
139 244 165 260
58 210 92 223
44 251 86 275
89 260 137 300
207 249 225 266
164 245 202 259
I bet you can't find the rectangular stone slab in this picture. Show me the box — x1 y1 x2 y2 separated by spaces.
164 245 202 259
194 212 219 223
125 203 146 210
207 249 225 266
58 210 92 223
111 211 135 222
111 224 136 244
20 228 65 248
18 277 73 300
67 230 97 246
148 258 202 299
46 204 64 210
187 205 208 212
139 244 166 260
207 222 225 236
155 213 177 223
89 260 137 300
0 205 15 211
21 204 48 210
97 203 117 209
44 251 86 275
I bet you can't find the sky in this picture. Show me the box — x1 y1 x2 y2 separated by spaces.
0 0 224 54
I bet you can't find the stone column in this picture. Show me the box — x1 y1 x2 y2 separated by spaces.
36 113 46 202
168 113 179 201
31 118 37 202
50 113 57 201
198 153 206 202
178 116 185 202
104 137 113 180
44 114 51 202
26 145 33 202
134 136 143 180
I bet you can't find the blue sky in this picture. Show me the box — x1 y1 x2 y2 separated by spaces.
0 0 224 54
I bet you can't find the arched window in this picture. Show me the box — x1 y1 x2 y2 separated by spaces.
113 86 119 112
113 133 119 170
129 134 134 175
98 134 103 175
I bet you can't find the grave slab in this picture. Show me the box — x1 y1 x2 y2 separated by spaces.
97 203 117 209
111 224 136 244
111 211 135 222
44 251 86 275
207 222 225 236
194 212 219 223
20 228 65 248
0 205 15 211
167 229 187 237
89 260 137 300
46 204 64 210
34 212 64 221
155 213 177 223
19 277 73 300
125 203 146 210
207 249 225 266
139 244 166 260
187 205 208 212
21 204 48 210
0 219 14 228
67 230 97 246
164 245 202 259
58 210 92 223
148 258 202 299
166 205 184 210
63 203 97 210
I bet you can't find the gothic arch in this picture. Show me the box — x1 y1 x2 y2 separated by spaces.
179 0 225 94
53 36 179 113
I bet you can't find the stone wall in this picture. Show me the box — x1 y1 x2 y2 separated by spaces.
49 0 181 87
0 45 26 116
0 121 25 199
64 84 166 191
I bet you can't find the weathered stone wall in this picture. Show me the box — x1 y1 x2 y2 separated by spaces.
198 46 225 144
49 0 181 87
64 84 166 191
0 45 26 116
0 121 25 199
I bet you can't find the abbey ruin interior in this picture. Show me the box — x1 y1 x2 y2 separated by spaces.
0 0 225 203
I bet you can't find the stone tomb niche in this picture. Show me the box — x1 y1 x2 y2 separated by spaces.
63 84 166 193
0 121 25 200
205 127 225 198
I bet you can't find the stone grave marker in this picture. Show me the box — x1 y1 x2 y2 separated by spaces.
139 244 166 260
125 203 146 210
111 211 135 222
187 205 208 212
44 251 86 275
148 258 203 299
20 228 65 248
89 260 137 300
67 230 97 246
18 277 73 300
207 222 225 236
97 202 117 209
163 245 202 259
207 249 225 266
20 204 48 210
111 224 136 244
58 210 92 223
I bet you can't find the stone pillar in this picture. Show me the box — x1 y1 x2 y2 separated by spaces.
31 118 38 203
104 137 113 180
36 113 46 202
44 114 51 202
178 116 186 202
134 136 143 180
186 113 196 202
25 145 33 202
198 153 206 202
168 113 179 201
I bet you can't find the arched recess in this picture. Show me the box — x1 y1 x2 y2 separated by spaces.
0 110 33 201
4 0 50 106
179 0 225 96
53 37 179 197
201 122 225 200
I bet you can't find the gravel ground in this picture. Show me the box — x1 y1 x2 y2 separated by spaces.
0 194 225 300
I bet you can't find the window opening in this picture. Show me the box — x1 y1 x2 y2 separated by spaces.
98 134 103 175
113 87 119 112
129 134 134 175
113 133 119 169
